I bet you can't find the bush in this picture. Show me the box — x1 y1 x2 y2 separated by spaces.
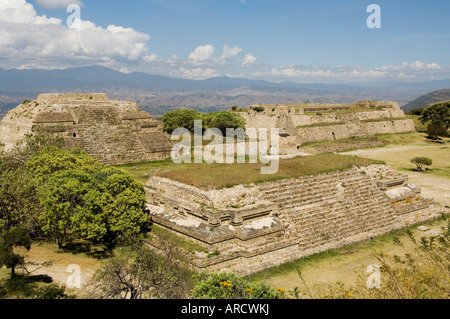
349 221 450 299
410 157 432 171
231 105 238 111
252 106 265 113
0 277 73 299
427 123 448 140
407 107 426 116
192 272 281 299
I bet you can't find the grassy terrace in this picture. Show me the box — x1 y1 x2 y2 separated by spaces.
297 122 345 128
303 107 384 115
361 117 405 123
115 153 383 189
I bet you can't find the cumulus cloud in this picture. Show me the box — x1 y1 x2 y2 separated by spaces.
0 0 154 69
265 60 447 82
177 67 218 80
221 45 242 60
241 53 257 67
35 0 84 9
188 44 215 63
377 60 441 72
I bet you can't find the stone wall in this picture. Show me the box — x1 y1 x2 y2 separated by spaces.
146 164 448 275
238 101 416 153
0 93 172 165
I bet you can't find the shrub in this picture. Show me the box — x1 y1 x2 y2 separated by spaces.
410 157 432 171
231 105 238 111
407 107 426 116
252 106 265 113
192 272 281 299
427 123 448 140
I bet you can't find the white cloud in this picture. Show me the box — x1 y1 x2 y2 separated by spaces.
242 53 257 67
221 45 242 60
0 0 155 70
36 0 84 10
177 67 218 80
188 44 215 63
378 60 442 72
264 60 448 82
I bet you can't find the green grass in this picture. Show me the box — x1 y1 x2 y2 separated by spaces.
300 137 379 148
406 114 428 132
297 122 346 128
304 107 384 115
374 132 431 146
361 117 405 123
115 154 383 189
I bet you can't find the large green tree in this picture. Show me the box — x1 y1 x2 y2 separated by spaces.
161 109 202 134
202 111 246 135
29 147 149 247
0 167 41 234
27 146 103 183
419 101 450 129
0 227 31 277
39 169 93 247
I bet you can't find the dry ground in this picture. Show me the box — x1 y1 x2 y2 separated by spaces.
250 217 448 298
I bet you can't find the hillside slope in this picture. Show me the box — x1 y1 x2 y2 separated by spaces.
402 88 450 112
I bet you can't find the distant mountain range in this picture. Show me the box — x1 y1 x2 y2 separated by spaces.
1 65 450 116
402 89 450 112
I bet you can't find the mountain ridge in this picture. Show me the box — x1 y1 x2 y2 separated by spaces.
1 65 449 116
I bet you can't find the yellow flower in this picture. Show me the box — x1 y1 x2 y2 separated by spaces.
277 288 286 293
246 288 254 293
347 293 353 298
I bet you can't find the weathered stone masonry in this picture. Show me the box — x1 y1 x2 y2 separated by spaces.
146 165 447 275
0 93 172 165
240 100 416 154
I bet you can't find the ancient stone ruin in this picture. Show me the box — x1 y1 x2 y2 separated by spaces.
0 93 172 165
239 101 416 154
145 164 446 275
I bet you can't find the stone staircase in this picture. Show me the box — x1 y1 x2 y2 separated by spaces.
258 170 397 247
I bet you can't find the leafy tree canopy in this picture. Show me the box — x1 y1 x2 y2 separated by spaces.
161 109 202 134
202 111 246 135
27 146 103 183
161 109 246 135
419 101 450 129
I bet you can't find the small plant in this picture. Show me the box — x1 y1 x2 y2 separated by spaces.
252 106 265 113
410 157 432 171
207 250 220 258
231 105 237 111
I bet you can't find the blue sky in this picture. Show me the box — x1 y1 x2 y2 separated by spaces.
1 0 450 83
